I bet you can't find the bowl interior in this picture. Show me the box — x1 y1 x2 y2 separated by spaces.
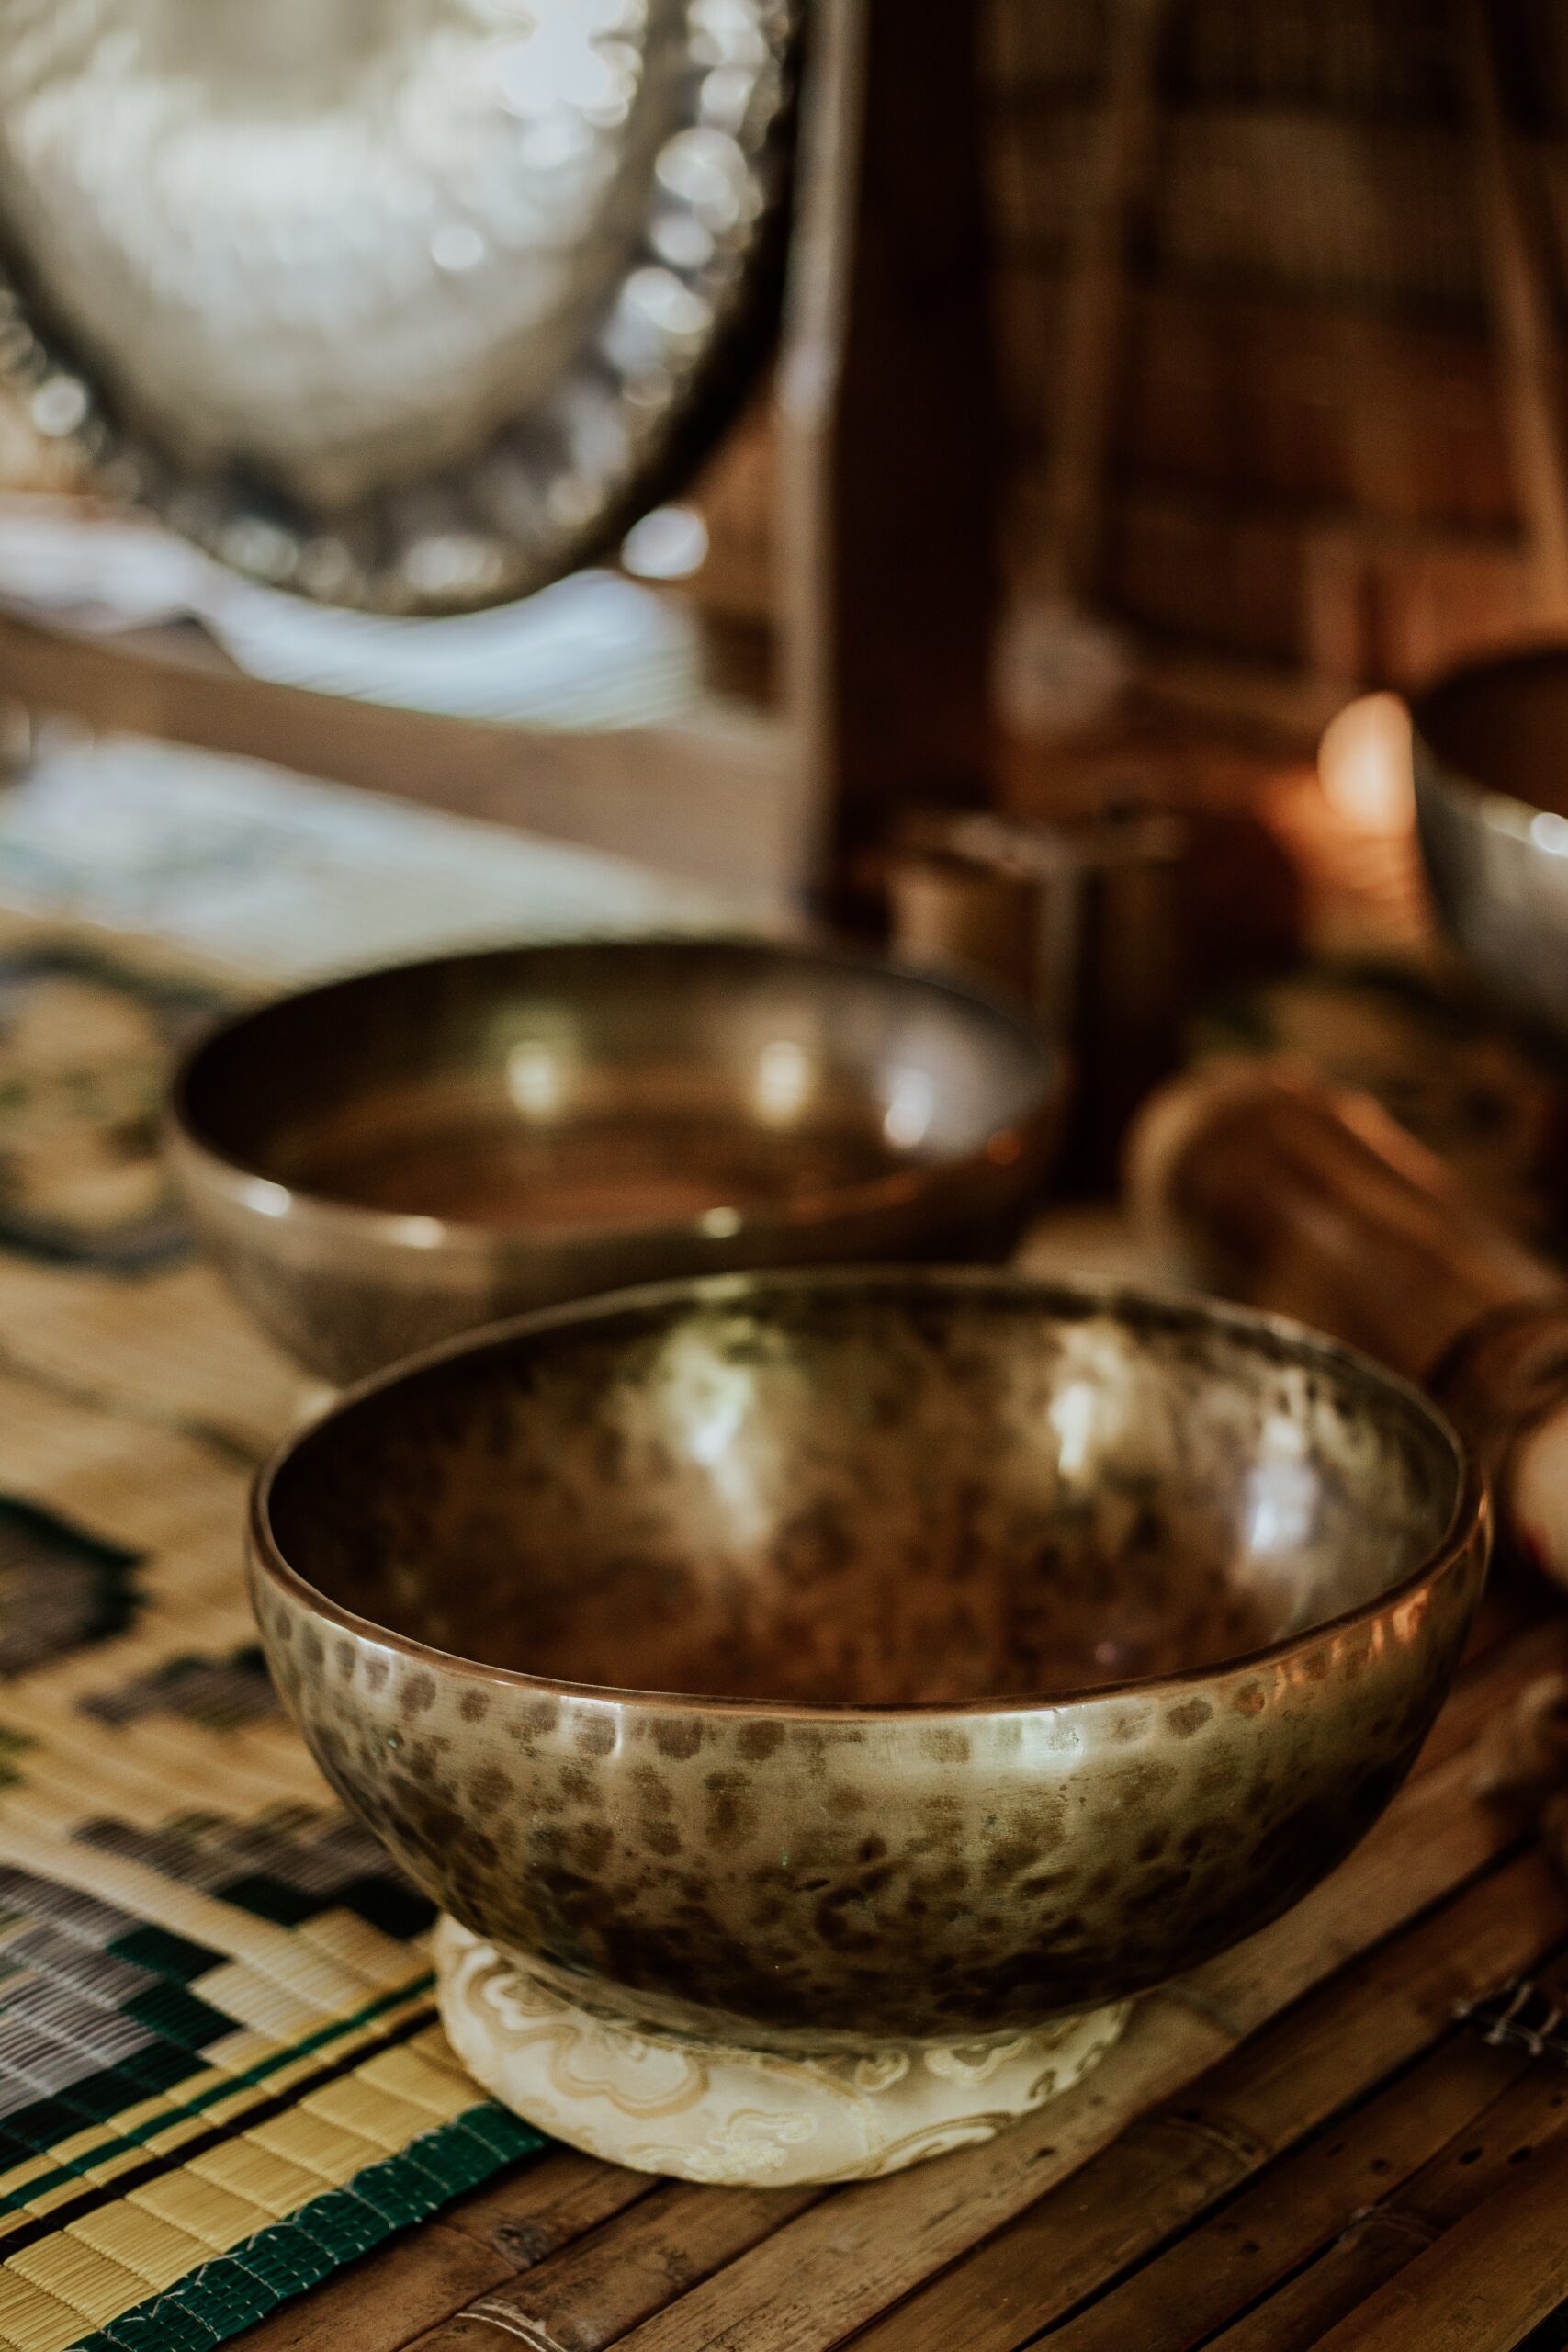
1415 648 1568 819
179 941 1054 1235
263 1280 1462 1709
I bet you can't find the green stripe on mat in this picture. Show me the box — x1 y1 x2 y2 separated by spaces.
0 1975 440 2223
72 2105 547 2352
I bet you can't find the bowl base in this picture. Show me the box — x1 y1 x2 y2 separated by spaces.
434 1916 1131 2187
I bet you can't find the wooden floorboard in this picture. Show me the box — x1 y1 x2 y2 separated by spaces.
409 2179 818 2352
840 1850 1563 2352
1182 2052 1568 2352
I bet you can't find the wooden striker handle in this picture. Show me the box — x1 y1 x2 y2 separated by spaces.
1126 1061 1568 1578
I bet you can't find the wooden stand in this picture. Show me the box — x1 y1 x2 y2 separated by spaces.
435 1917 1127 2190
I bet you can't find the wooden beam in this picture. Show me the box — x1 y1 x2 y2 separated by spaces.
776 0 998 891
0 608 801 912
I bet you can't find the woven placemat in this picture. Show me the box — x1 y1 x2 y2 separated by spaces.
0 1342 548 2352
0 740 731 2352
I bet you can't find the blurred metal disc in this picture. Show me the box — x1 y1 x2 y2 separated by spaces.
0 0 795 611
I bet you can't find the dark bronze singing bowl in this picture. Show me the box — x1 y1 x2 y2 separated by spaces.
168 937 1064 1384
250 1272 1487 2052
1413 646 1568 1038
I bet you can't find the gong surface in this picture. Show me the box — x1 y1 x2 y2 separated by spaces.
0 0 795 610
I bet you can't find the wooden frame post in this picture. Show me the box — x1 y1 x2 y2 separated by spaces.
775 0 999 910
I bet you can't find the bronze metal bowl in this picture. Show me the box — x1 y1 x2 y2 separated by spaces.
1412 646 1568 1037
251 1270 1487 2062
167 937 1064 1384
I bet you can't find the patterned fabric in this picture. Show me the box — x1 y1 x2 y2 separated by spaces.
0 1229 546 2352
0 948 221 1272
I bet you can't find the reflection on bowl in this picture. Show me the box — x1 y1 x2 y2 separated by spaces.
168 936 1065 1383
1413 646 1568 1036
251 1269 1486 2064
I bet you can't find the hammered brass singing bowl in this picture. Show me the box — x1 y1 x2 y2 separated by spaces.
168 937 1064 1385
251 1271 1487 2063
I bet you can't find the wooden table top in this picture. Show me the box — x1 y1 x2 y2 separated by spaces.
223 1568 1568 2352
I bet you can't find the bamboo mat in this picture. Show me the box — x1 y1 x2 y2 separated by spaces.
0 740 731 2352
0 1341 549 2352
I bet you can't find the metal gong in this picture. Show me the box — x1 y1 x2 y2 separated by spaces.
0 0 795 611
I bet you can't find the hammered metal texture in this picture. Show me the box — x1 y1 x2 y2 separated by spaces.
169 937 1066 1385
251 1271 1488 2052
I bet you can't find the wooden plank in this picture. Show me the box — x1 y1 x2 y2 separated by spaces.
1375 2045 1568 2239
0 609 801 912
235 2223 513 2352
605 1768 1557 2352
1206 2225 1442 2352
1208 2041 1568 2351
1313 2127 1568 2350
1190 1840 1549 2133
841 1849 1562 2352
412 2181 816 2352
1028 2043 1525 2352
843 2110 1270 2352
440 2149 655 2268
600 2004 1229 2352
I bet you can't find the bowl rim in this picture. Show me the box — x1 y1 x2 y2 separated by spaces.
248 1265 1489 1721
167 933 1066 1260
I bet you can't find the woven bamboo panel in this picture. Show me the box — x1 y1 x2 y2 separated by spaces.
678 0 1568 689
